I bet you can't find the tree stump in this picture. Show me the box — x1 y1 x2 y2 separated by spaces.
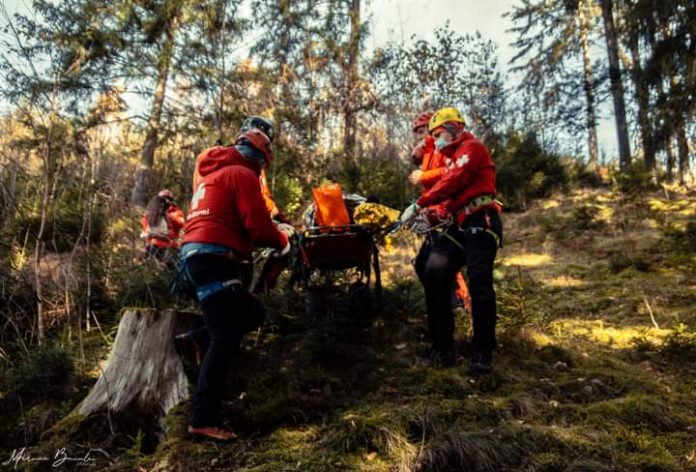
77 308 202 450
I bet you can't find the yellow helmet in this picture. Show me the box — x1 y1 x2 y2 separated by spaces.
429 107 466 131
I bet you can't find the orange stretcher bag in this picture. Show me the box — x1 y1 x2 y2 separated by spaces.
312 183 350 227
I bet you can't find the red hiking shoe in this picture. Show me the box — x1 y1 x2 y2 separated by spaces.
187 425 238 442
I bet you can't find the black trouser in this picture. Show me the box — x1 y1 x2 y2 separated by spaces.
418 231 464 309
184 254 264 428
415 210 502 353
183 262 254 355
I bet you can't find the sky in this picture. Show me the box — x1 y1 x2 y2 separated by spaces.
0 0 619 157
364 0 619 159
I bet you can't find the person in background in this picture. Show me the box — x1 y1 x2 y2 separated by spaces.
140 189 186 264
177 128 293 441
411 107 502 374
408 111 472 314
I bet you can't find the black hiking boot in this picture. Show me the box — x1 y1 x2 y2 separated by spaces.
468 351 493 376
174 332 203 384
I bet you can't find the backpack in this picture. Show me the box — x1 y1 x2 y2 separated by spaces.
147 214 170 239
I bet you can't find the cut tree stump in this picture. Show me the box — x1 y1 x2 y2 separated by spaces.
77 308 202 450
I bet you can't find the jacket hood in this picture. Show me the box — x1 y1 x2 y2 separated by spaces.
440 131 475 157
198 146 261 176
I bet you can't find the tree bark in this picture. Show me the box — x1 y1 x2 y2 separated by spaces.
578 0 599 170
675 113 689 185
628 36 655 170
77 309 202 448
343 0 361 192
601 0 631 171
665 137 676 181
130 18 179 207
34 123 57 344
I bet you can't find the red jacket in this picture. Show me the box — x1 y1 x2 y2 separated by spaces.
183 146 288 260
141 205 186 248
193 148 279 218
417 132 498 222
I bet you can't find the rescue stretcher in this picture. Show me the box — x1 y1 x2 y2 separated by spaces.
289 186 389 318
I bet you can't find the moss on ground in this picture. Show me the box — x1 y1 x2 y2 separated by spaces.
8 187 696 471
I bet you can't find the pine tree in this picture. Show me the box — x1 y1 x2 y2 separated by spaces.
600 0 632 171
509 0 601 167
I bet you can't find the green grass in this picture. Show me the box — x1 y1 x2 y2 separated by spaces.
4 187 696 471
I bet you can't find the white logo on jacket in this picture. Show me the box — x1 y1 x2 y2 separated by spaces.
191 183 206 209
447 154 469 170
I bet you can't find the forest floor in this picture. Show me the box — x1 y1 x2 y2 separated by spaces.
3 185 696 471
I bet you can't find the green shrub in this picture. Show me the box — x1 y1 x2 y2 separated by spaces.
270 174 305 219
495 132 569 211
612 162 658 196
570 161 605 188
568 205 603 231
5 344 74 400
4 192 105 253
660 324 696 362
664 216 696 254
108 260 177 310
607 251 651 273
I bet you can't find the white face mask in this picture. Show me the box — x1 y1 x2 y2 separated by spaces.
435 137 449 150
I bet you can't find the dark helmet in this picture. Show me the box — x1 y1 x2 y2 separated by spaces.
235 129 273 168
240 115 275 142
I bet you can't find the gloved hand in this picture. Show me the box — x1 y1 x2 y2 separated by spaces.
399 202 421 225
425 205 451 226
276 222 296 238
272 240 292 258
410 213 431 233
408 169 423 186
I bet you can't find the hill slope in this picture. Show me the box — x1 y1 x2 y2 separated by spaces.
13 187 696 471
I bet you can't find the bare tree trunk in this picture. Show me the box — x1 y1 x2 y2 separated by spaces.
664 138 675 181
34 126 57 344
343 0 361 192
217 3 227 143
72 309 202 450
601 0 631 171
628 37 655 170
675 114 689 185
578 0 599 170
655 79 675 181
131 19 179 207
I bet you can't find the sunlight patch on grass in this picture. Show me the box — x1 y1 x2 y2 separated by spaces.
597 205 615 223
648 198 696 216
540 199 560 210
518 328 554 348
502 253 553 268
550 319 671 349
541 275 584 288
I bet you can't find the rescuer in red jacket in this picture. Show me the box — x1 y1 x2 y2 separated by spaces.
410 107 502 374
140 189 186 263
178 129 293 441
192 116 284 222
176 118 292 396
408 111 472 313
